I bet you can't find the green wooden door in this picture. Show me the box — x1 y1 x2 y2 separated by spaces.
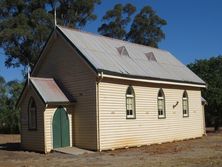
53 107 70 148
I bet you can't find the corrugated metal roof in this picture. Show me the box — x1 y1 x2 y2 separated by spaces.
57 26 205 85
30 77 70 103
201 97 207 105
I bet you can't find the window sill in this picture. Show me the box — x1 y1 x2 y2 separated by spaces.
126 116 136 119
158 116 166 119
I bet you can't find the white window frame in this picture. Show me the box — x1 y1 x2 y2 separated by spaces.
126 86 136 119
182 91 189 117
157 89 166 119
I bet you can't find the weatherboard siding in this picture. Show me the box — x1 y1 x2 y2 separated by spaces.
99 80 204 150
20 86 45 152
33 34 97 150
202 105 206 135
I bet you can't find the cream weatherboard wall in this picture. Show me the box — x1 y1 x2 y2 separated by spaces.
202 104 207 135
32 34 98 150
20 86 45 152
98 80 204 150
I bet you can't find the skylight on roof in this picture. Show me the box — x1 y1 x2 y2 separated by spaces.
117 46 129 57
145 52 157 62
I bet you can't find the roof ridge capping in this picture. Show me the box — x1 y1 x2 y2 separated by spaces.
56 25 170 54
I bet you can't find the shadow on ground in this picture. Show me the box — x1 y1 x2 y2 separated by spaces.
0 142 21 151
206 127 222 134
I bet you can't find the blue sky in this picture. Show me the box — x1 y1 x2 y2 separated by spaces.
0 0 222 82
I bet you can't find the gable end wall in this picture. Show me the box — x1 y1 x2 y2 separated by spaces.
33 34 98 150
20 85 45 152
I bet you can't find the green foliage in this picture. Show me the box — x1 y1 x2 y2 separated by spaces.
98 3 136 39
126 6 167 48
0 77 23 134
53 0 101 28
187 56 222 131
98 4 166 48
0 0 101 68
0 76 7 116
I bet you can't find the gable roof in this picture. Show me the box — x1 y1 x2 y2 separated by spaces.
30 77 70 104
56 25 205 86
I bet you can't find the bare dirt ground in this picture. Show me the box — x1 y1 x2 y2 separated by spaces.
0 132 222 167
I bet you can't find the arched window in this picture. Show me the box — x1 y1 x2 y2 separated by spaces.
157 89 166 118
28 97 37 130
126 86 136 119
182 91 189 117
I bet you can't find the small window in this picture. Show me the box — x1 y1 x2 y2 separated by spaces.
182 91 189 117
126 86 136 119
157 89 166 118
28 97 37 130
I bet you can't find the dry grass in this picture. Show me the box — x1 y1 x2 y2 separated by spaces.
0 132 222 167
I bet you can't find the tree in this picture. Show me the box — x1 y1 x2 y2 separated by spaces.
0 77 23 134
0 0 101 68
126 6 167 48
98 3 136 39
0 76 7 118
98 4 166 48
187 56 222 131
6 80 23 133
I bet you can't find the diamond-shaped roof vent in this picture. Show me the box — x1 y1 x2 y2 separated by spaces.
117 46 129 57
145 52 157 62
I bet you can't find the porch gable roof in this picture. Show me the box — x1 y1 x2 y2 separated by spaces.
30 77 71 104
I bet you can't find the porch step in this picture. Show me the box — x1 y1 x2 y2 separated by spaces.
53 147 94 156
